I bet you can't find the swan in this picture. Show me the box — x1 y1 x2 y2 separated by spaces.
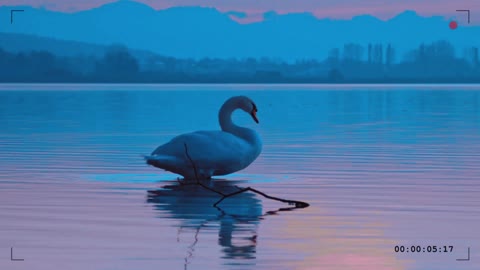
145 96 262 180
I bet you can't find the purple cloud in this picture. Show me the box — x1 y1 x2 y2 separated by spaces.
1 0 479 24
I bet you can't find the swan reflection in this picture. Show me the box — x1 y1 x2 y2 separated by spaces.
147 179 263 268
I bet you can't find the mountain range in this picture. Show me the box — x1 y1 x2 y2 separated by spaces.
0 32 159 63
1 0 479 61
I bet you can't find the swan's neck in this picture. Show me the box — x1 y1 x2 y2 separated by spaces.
218 97 262 160
218 99 252 141
219 99 240 132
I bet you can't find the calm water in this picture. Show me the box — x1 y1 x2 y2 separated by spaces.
1 84 479 270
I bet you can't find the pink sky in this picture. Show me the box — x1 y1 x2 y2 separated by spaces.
1 0 480 23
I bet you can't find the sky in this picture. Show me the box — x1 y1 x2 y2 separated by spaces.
2 0 480 24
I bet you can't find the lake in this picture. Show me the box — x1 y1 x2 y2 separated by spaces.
1 84 479 270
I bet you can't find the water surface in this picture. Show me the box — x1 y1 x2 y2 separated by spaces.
1 84 479 270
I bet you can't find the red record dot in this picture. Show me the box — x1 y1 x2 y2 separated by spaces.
449 20 458 30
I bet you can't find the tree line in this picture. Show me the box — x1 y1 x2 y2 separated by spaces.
0 41 479 83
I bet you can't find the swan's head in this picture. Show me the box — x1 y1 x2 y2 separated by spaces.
238 96 259 124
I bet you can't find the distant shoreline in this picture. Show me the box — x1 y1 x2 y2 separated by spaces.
2 79 480 84
2 83 480 91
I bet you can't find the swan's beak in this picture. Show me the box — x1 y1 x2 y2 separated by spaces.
251 110 259 124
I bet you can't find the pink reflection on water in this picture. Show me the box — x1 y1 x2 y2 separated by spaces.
244 138 480 270
302 253 405 270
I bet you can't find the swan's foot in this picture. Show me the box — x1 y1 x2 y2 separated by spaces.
176 176 209 185
174 177 197 186
176 177 185 185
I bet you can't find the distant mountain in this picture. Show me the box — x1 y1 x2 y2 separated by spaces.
0 32 163 65
1 0 479 61
0 32 108 57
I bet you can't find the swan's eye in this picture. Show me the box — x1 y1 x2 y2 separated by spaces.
251 102 257 112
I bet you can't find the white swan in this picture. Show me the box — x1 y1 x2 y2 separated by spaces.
145 96 262 180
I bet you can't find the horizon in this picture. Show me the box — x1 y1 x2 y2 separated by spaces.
1 0 479 24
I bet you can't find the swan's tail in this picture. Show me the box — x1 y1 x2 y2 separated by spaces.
143 155 179 173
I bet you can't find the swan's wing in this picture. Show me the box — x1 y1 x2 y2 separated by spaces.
151 130 251 172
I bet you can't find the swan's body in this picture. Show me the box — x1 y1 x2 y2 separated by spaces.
145 96 262 180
